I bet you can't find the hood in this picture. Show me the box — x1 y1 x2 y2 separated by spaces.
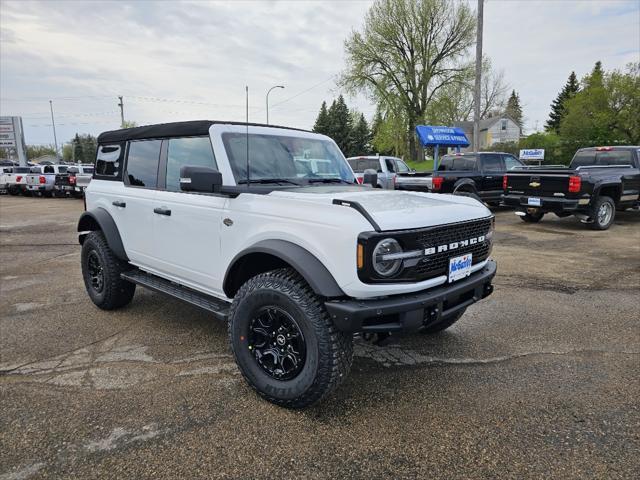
269 188 491 231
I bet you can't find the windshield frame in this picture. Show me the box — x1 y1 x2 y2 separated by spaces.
211 124 356 187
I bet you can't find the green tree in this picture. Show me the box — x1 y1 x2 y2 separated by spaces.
349 113 372 156
71 133 98 164
327 95 352 153
560 61 639 150
505 90 523 128
121 120 138 128
341 0 476 161
312 101 331 136
545 71 579 133
26 145 56 160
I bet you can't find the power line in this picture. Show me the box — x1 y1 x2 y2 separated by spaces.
267 75 337 110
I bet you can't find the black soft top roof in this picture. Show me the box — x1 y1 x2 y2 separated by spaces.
98 120 310 143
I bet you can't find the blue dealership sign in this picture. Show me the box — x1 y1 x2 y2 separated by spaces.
415 125 470 147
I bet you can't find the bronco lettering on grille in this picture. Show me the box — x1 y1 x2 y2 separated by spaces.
425 236 485 256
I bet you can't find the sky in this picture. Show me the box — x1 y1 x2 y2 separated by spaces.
1 0 638 148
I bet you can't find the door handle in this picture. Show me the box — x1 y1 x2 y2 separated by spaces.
154 207 171 216
112 200 126 208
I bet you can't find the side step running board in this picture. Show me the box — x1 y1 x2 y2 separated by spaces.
121 270 230 321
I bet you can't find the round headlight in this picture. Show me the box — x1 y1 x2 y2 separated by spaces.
372 238 403 277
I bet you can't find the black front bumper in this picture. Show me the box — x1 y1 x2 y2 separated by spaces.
502 194 585 213
325 261 497 333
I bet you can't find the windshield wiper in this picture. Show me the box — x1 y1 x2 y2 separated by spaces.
237 178 301 186
306 178 354 184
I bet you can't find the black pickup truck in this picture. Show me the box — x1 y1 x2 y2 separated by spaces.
427 152 525 205
503 146 640 230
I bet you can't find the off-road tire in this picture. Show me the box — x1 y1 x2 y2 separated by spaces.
420 308 467 334
589 195 615 230
229 268 353 408
8 185 20 196
520 210 545 223
81 231 135 310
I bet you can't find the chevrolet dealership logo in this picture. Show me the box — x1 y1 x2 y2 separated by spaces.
529 181 541 188
424 236 485 255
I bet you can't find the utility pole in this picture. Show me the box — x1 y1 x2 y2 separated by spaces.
473 0 484 153
118 96 125 128
265 85 284 125
49 100 60 163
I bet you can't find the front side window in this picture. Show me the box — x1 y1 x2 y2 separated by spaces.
125 139 162 188
222 132 355 183
385 158 396 172
165 137 217 192
482 154 503 172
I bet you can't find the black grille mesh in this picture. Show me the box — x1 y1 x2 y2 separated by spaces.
398 217 492 281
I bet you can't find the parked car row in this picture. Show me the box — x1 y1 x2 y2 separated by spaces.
0 164 93 198
349 146 639 230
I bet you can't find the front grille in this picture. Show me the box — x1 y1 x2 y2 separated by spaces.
399 217 492 282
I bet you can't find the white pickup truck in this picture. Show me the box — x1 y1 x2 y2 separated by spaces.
78 121 497 408
4 166 32 195
26 164 68 196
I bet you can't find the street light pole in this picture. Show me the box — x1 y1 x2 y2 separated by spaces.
266 85 284 125
473 0 484 153
49 100 60 163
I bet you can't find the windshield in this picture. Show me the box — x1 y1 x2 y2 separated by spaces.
222 132 355 184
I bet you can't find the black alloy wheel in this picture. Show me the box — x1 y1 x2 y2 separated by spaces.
87 250 105 293
248 306 306 381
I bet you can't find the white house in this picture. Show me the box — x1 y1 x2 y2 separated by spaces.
454 116 521 152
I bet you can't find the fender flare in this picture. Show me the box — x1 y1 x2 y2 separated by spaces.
593 183 621 201
452 178 477 193
223 239 345 298
77 208 128 261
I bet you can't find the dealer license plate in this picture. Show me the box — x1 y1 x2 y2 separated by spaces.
448 253 472 283
527 197 541 207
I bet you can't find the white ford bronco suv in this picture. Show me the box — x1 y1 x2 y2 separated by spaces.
78 121 497 408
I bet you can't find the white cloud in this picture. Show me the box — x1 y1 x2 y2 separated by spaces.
0 0 638 146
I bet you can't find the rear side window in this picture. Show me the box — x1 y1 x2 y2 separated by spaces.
454 157 477 170
482 154 503 172
395 159 410 173
165 136 217 192
438 156 455 171
125 140 162 188
571 150 596 167
96 143 125 179
596 150 633 166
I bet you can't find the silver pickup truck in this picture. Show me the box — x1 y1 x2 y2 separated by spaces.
26 164 68 196
346 155 399 189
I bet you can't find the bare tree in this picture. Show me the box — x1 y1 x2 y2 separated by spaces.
341 0 476 160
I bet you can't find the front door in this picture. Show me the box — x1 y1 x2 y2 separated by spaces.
151 136 228 297
480 153 504 198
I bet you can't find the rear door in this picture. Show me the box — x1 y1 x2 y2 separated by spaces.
151 136 227 295
118 139 161 267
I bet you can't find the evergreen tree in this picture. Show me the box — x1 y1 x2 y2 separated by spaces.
349 113 371 156
545 71 579 133
504 90 523 128
327 95 352 153
72 134 84 163
312 101 331 135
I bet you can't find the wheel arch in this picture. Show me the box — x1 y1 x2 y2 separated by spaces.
453 178 477 193
594 184 621 204
223 240 345 299
77 208 128 261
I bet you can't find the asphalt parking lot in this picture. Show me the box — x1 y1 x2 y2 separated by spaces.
1 195 639 479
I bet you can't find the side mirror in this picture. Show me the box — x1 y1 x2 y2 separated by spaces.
180 165 223 193
363 168 378 187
